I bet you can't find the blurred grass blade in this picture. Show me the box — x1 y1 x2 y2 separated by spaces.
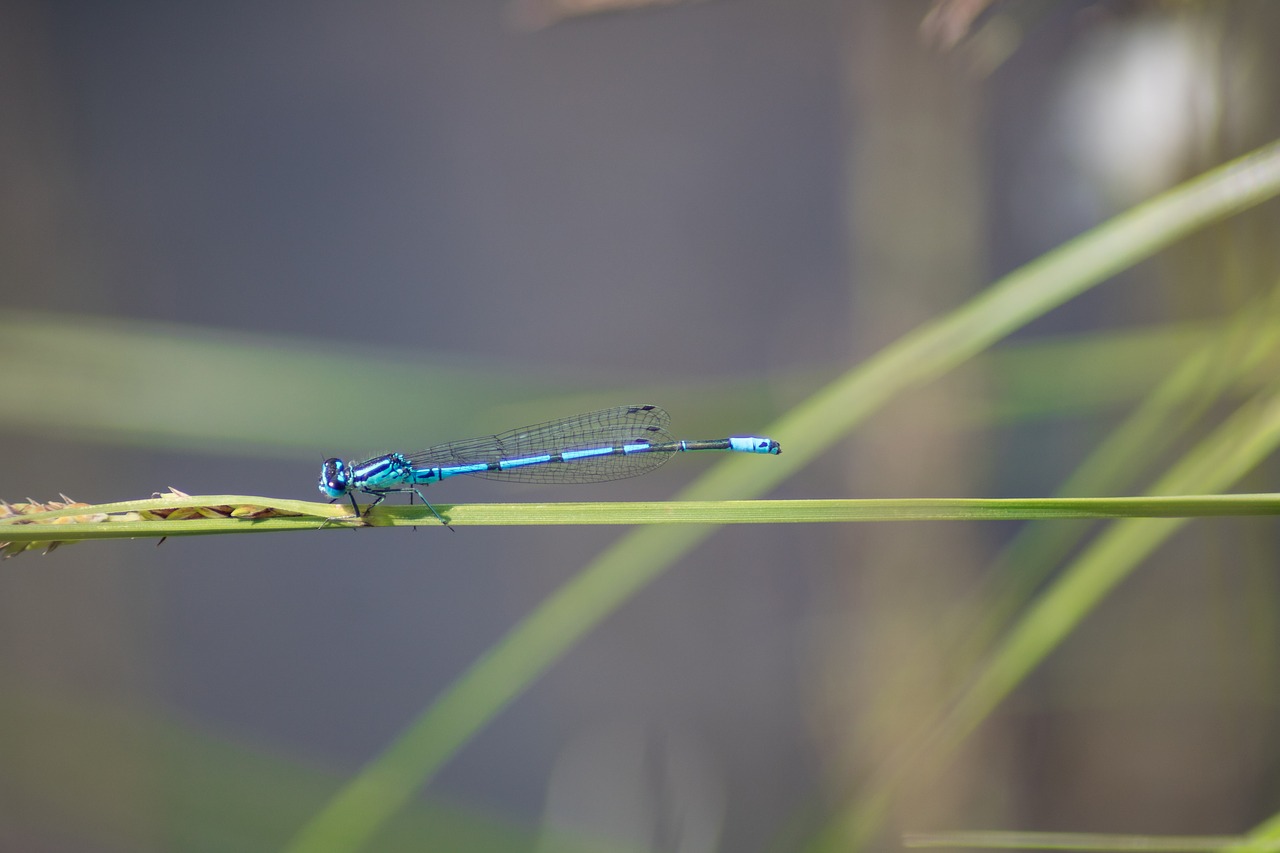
0 686 634 853
284 139 1280 853
904 807 1280 853
0 310 783 457
1241 814 1280 853
957 286 1280 658
7 306 1270 454
733 138 1280 504
904 831 1277 852
977 320 1274 424
815 384 1280 852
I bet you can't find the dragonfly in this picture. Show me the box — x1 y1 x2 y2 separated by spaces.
319 404 781 523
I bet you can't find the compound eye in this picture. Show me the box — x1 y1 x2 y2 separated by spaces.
319 459 348 497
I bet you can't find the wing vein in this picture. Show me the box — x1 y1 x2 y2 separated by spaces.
406 405 675 483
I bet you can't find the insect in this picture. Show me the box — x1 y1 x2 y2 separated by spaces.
319 404 781 523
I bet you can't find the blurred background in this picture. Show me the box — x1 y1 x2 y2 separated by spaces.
3 1 1280 851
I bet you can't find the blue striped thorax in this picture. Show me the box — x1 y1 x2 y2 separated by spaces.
349 454 414 492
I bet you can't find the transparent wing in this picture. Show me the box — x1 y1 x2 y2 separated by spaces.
407 405 676 483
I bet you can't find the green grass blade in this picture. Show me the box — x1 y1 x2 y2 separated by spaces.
5 495 1279 555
